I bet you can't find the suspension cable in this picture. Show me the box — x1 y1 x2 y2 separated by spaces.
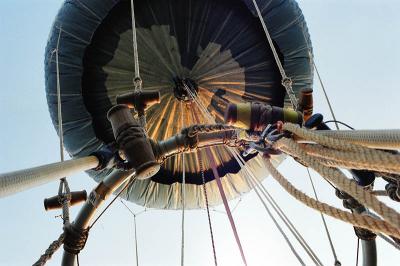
130 0 141 91
33 28 71 266
189 99 248 266
206 147 248 266
55 25 73 226
55 27 72 223
233 152 320 265
378 233 400 250
247 176 306 265
190 102 219 266
312 59 339 130
119 200 140 266
199 153 218 266
91 175 136 227
306 168 340 265
56 28 64 163
356 238 360 266
254 178 323 265
250 0 298 110
180 102 186 266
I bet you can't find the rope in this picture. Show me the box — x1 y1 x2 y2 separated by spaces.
186 81 247 266
36 39 80 265
205 147 248 266
306 168 340 265
120 200 140 266
55 27 64 162
58 179 71 224
33 233 65 266
199 154 218 266
250 0 298 110
355 238 359 266
225 145 320 265
183 83 214 123
133 215 139 266
283 124 400 173
54 26 73 225
130 0 141 91
248 177 306 265
275 138 400 232
378 233 400 250
263 158 400 238
324 120 354 130
284 123 398 153
242 165 322 265
312 129 400 150
91 175 136 227
189 102 218 266
312 57 339 130
180 102 186 266
301 143 400 175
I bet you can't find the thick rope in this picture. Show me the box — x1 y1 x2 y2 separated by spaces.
306 168 340 265
283 124 400 173
263 159 400 238
33 233 65 266
250 0 298 110
301 143 400 175
313 129 400 150
284 123 394 154
275 138 400 231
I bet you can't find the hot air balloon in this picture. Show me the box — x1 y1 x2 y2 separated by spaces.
3 1 400 266
44 0 313 209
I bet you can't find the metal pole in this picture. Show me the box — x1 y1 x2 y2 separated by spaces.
61 170 134 266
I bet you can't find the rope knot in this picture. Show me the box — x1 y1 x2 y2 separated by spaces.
63 224 89 255
353 226 377 241
281 77 293 89
385 182 400 202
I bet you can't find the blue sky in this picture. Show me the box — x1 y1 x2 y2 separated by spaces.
0 1 399 265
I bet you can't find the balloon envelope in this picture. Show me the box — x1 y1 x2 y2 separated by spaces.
45 0 313 209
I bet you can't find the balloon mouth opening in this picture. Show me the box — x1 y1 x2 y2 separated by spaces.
173 77 199 102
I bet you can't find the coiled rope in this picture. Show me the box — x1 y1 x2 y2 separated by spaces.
313 129 400 150
264 159 400 238
301 143 400 175
275 137 400 231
